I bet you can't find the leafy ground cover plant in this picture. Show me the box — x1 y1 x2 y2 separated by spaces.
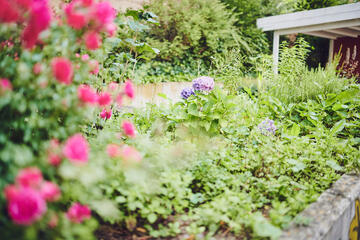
94 70 360 239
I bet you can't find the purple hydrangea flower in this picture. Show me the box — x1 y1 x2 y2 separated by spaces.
181 87 195 99
192 76 214 92
258 118 277 136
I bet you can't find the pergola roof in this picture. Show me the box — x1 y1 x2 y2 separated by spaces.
257 3 360 39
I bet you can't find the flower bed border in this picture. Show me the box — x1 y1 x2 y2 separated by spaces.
280 174 360 240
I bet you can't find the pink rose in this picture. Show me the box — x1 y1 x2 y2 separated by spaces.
4 184 18 200
0 78 12 92
108 82 118 92
7 187 47 225
124 80 135 99
65 2 88 29
16 167 43 188
106 144 119 158
105 23 117 37
122 120 136 138
91 1 116 26
51 57 73 85
22 0 51 49
48 153 62 167
89 59 99 75
120 146 142 164
40 181 61 202
66 202 91 223
100 108 112 120
63 134 89 164
0 0 20 23
78 84 98 105
97 91 112 106
84 31 101 50
116 94 123 106
48 214 58 228
81 54 89 61
33 63 42 75
47 139 62 166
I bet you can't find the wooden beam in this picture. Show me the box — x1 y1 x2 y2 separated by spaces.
301 31 340 39
349 26 360 31
277 19 360 36
257 3 360 32
273 31 280 74
326 28 360 38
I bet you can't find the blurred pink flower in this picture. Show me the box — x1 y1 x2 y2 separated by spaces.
124 80 135 99
106 144 120 158
81 54 89 61
48 213 58 228
40 181 61 202
84 31 101 50
89 59 99 75
22 0 51 49
7 187 47 225
105 23 117 37
122 121 136 138
33 63 42 75
78 84 98 105
108 82 118 92
63 134 89 163
0 78 12 91
120 146 142 164
81 0 93 7
51 57 73 85
3 184 18 200
47 139 62 166
116 94 123 106
66 203 91 223
0 0 20 23
16 167 43 188
65 2 88 29
92 1 116 26
97 91 112 106
100 108 112 120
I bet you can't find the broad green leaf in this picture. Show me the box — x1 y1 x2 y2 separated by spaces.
330 119 346 136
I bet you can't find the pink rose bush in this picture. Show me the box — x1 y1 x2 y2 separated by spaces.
66 202 91 223
4 167 61 225
0 0 144 237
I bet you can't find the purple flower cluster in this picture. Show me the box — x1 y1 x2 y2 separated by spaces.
181 87 195 99
192 76 214 91
258 118 277 136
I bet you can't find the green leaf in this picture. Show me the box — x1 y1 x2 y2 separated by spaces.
147 213 157 224
326 160 342 171
330 119 346 136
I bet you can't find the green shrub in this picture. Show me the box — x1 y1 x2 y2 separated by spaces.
145 0 241 68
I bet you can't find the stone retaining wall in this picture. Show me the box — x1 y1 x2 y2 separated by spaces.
280 174 360 240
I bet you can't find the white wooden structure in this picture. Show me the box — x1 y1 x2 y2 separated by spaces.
256 3 360 73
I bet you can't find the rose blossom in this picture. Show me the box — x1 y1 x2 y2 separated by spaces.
120 146 142 164
51 57 73 85
33 63 42 75
66 203 91 223
7 187 47 225
116 94 123 106
16 167 43 188
22 0 51 49
92 1 116 26
122 120 136 138
47 139 62 166
106 144 120 158
81 54 89 61
40 181 61 202
100 108 112 120
63 134 89 163
124 80 135 99
65 1 88 30
0 78 12 91
97 91 111 106
78 84 98 105
84 31 101 50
